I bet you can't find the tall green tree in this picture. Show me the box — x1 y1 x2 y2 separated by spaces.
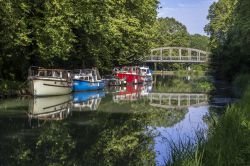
189 34 209 51
152 17 190 48
205 0 250 79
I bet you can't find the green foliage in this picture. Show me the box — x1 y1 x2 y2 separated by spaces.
232 74 250 97
206 0 250 79
189 34 209 51
152 17 190 47
0 0 159 78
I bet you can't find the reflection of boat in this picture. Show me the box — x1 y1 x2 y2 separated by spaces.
140 66 153 82
73 68 105 91
28 95 72 120
73 91 105 111
28 66 72 96
113 85 146 102
103 75 126 86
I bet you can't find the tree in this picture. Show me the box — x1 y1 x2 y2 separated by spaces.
152 17 190 48
189 34 209 51
205 0 250 79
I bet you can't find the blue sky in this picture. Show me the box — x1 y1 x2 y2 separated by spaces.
157 0 217 35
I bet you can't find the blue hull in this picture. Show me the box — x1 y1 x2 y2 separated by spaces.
73 79 105 92
73 91 105 103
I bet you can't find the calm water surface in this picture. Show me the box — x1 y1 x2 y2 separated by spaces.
0 75 215 166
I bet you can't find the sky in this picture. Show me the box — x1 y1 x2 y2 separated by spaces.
157 0 217 35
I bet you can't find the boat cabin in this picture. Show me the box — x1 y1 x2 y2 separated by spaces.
73 69 102 82
28 66 71 80
113 66 142 75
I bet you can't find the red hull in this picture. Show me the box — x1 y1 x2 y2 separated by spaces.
116 73 145 84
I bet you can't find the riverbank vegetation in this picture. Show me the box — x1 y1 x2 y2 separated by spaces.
168 79 250 166
206 0 250 80
167 0 250 165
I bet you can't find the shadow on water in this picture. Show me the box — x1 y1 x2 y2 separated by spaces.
0 75 234 165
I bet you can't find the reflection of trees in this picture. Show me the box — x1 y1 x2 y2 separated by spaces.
0 121 76 165
77 113 156 166
34 122 76 165
153 76 213 93
0 93 188 165
0 99 187 165
98 97 187 128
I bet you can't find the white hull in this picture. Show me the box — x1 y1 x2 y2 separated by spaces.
30 77 72 96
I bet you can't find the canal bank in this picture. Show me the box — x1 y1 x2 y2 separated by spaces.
168 74 250 166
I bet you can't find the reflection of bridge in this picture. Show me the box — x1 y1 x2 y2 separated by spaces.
147 93 208 109
145 47 210 63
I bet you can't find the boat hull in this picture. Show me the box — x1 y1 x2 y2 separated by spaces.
73 79 105 91
116 73 145 84
30 78 72 96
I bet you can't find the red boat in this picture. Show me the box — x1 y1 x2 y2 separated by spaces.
113 66 145 84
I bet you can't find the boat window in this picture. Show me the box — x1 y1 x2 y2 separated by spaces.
47 71 52 77
53 71 60 77
38 71 45 76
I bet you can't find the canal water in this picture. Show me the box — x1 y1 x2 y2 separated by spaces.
0 75 230 165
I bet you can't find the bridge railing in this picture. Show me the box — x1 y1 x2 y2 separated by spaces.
145 47 210 63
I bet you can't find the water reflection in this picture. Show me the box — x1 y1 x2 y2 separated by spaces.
28 95 72 120
0 75 215 165
112 84 152 102
73 91 105 111
148 93 208 109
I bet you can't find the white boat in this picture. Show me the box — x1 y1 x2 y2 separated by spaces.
28 95 72 120
28 67 72 96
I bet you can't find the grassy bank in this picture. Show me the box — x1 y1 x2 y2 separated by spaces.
168 75 250 166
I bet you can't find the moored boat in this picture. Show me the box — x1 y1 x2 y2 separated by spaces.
72 68 105 91
113 66 145 84
28 67 72 96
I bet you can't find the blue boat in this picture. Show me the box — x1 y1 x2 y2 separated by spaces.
72 68 105 91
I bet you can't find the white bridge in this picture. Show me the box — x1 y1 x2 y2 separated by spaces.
147 93 208 109
145 47 210 63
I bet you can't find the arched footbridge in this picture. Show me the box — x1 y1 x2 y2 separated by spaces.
144 47 210 63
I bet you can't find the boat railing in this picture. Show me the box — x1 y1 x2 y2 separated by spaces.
28 66 71 81
73 68 103 82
